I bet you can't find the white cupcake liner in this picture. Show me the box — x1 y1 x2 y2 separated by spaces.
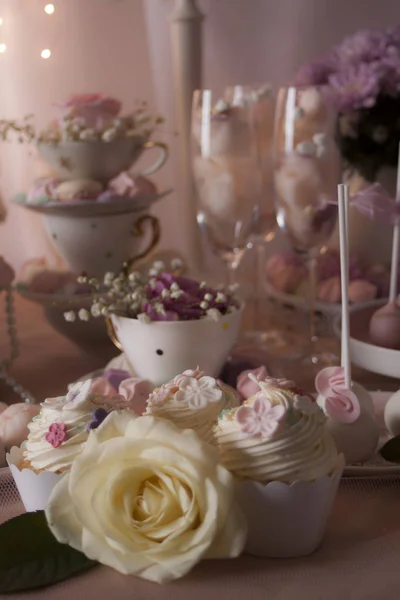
237 457 344 558
6 446 65 512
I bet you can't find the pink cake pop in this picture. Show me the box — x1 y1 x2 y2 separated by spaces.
369 144 400 349
316 186 378 464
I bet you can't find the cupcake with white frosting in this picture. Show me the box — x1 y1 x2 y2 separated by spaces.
145 367 239 443
7 379 129 511
214 374 344 558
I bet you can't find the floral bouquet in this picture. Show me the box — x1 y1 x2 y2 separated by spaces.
296 26 400 182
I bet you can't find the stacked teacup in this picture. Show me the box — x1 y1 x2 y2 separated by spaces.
17 94 170 278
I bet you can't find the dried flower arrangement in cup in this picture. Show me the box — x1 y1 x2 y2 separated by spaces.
64 258 241 324
0 94 164 145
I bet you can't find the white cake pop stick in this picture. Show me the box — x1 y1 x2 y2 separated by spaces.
338 183 350 388
389 143 400 303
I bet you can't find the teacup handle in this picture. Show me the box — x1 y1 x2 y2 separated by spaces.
122 214 161 275
105 316 123 352
136 141 169 177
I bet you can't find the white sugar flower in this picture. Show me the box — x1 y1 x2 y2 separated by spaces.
200 301 209 310
216 292 226 303
64 311 76 322
204 293 213 301
102 128 118 142
170 282 180 292
64 379 93 407
161 288 170 299
176 376 223 409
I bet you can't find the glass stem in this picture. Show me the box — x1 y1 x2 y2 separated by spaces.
226 261 238 288
253 239 266 331
308 255 318 351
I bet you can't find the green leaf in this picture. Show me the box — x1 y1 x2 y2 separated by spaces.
0 511 97 593
379 435 400 464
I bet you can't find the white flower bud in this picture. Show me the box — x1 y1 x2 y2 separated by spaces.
64 311 76 322
204 293 213 302
200 301 209 310
78 309 90 321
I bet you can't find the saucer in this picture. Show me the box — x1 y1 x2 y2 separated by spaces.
333 299 400 379
16 285 115 358
13 189 172 217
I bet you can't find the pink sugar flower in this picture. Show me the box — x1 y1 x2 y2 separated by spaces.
236 397 285 438
315 366 360 423
45 422 67 448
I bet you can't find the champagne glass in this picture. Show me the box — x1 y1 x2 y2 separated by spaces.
273 86 341 369
191 87 262 287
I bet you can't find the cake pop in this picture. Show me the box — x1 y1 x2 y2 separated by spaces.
369 144 400 349
315 185 379 464
384 389 400 436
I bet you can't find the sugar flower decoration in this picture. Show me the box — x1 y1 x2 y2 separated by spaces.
87 408 110 431
315 366 360 423
236 397 285 438
45 422 67 448
175 376 223 409
64 379 93 408
173 367 204 386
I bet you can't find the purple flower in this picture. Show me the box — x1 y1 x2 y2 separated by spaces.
295 58 336 86
87 408 110 431
327 62 381 111
334 30 388 64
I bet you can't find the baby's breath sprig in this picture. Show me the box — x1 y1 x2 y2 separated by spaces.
0 115 36 143
63 258 240 325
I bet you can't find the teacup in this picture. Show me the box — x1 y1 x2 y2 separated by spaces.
37 138 168 181
109 305 243 386
43 212 160 278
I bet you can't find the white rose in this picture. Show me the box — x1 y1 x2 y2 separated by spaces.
45 412 247 584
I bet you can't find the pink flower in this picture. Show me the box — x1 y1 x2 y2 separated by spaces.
236 397 285 438
56 94 122 129
90 377 116 397
0 257 14 289
237 366 268 400
315 366 360 423
45 422 67 448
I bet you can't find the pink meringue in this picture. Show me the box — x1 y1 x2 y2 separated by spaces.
317 276 341 303
266 254 306 294
237 366 268 400
348 279 377 304
0 257 15 289
90 375 153 415
0 403 41 449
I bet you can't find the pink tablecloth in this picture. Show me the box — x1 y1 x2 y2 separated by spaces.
2 299 400 598
2 466 400 600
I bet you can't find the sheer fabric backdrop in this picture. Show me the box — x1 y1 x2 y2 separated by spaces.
0 0 398 270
